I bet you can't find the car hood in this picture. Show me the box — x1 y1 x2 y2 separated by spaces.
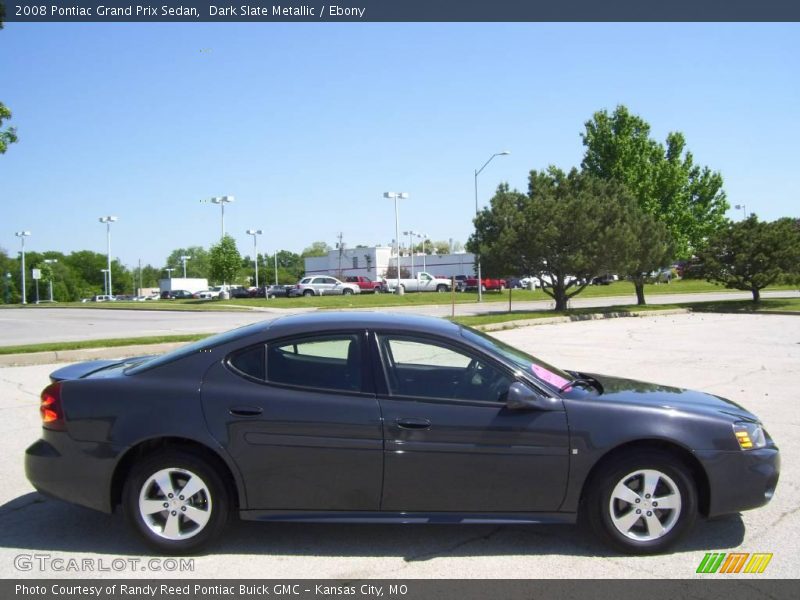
586 373 759 422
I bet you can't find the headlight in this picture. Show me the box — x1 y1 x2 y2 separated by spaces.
733 422 767 450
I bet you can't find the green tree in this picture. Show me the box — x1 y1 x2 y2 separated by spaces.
0 11 18 155
616 209 675 305
301 241 332 258
165 246 210 279
209 235 242 285
582 105 728 301
469 169 637 311
0 103 16 154
432 240 452 255
697 216 800 302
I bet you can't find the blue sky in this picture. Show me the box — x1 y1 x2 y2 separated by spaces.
1 23 798 267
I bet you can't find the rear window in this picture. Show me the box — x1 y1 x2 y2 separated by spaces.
125 322 269 374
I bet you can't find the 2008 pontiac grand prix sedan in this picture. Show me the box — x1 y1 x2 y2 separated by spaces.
25 312 779 554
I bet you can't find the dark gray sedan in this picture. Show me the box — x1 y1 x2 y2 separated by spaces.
25 312 779 554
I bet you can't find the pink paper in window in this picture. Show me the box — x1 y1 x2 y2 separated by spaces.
530 364 570 389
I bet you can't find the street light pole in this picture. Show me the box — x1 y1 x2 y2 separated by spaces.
180 255 191 279
403 230 417 277
14 231 31 304
100 269 109 295
98 216 118 296
735 204 748 219
246 229 263 288
384 193 409 292
418 233 428 272
165 267 175 280
474 151 510 302
207 196 234 239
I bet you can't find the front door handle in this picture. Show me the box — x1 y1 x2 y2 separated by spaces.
230 406 263 417
396 418 431 430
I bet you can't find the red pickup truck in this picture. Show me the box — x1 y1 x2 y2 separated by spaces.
345 276 387 293
461 276 507 292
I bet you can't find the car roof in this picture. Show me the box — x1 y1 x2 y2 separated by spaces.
267 311 461 339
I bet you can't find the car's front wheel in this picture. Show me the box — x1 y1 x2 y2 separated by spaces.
123 451 230 554
584 451 697 554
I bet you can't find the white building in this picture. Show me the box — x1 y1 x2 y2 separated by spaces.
303 246 476 281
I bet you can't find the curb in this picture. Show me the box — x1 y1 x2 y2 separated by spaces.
472 308 691 332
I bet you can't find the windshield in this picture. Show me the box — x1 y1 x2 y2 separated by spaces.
125 321 270 374
460 326 573 392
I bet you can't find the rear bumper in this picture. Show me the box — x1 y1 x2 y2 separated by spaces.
25 431 120 514
696 446 780 517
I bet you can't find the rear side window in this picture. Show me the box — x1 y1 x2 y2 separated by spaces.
229 344 266 380
266 334 362 392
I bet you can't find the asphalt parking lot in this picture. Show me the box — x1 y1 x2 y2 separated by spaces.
0 313 797 579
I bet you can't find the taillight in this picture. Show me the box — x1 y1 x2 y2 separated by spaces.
40 382 66 431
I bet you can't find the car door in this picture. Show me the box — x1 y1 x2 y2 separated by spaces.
200 332 383 511
373 332 570 513
314 277 335 295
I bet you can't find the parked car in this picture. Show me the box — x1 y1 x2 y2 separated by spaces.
251 284 293 299
194 286 226 300
89 294 116 302
385 271 451 293
591 274 617 286
462 276 506 292
345 276 387 293
229 287 251 299
453 275 468 292
289 276 360 297
160 290 194 300
24 312 779 554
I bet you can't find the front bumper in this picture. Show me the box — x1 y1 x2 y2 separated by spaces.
25 431 120 514
696 446 780 517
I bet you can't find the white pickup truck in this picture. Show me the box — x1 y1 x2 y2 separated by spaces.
387 271 452 293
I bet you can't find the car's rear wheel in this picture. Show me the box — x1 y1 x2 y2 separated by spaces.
584 451 697 554
123 451 230 554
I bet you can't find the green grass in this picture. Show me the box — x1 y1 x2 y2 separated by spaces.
0 334 210 355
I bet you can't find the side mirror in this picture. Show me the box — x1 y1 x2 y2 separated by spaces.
506 381 562 411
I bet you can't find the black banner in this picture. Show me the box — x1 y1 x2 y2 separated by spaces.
4 0 800 23
5 580 800 600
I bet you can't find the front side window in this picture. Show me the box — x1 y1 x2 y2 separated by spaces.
377 335 511 403
266 334 362 392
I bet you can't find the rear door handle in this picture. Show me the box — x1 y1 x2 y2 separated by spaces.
230 406 263 417
396 418 431 430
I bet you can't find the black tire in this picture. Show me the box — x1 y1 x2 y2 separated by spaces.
583 451 697 554
436 284 448 293
123 450 231 554
343 288 353 296
303 289 314 297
